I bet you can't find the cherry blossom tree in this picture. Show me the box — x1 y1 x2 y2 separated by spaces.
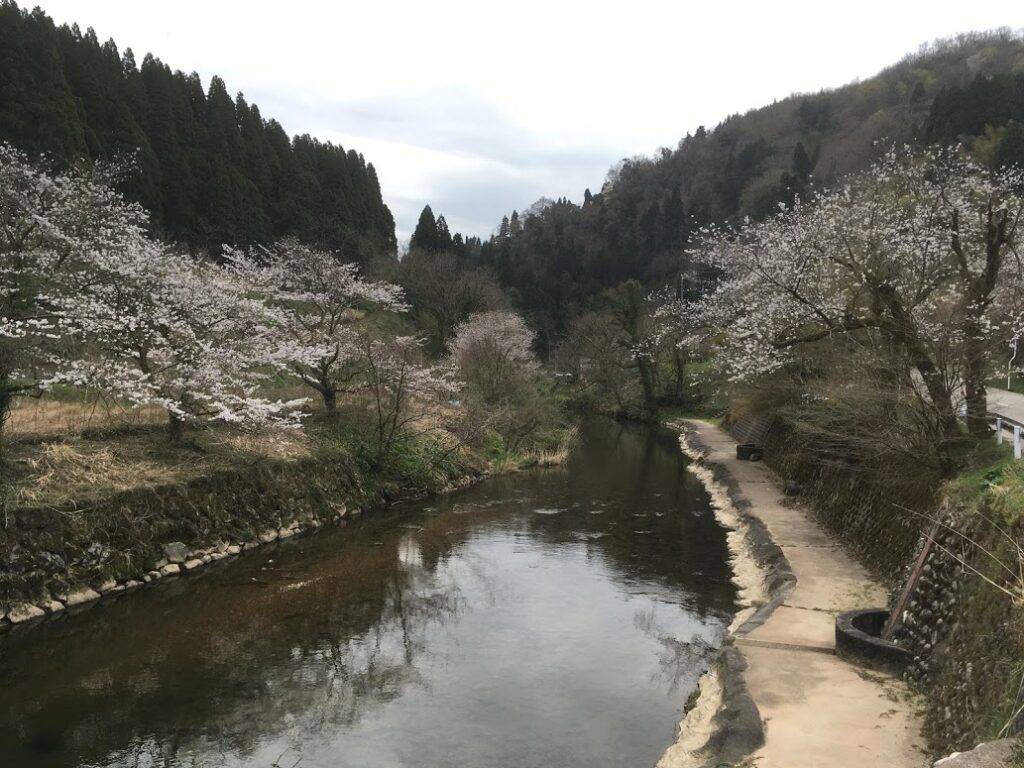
0 143 148 451
228 238 406 414
943 154 1024 435
1 144 307 442
448 310 538 404
56 237 307 438
674 146 1023 446
993 276 1024 374
447 309 567 453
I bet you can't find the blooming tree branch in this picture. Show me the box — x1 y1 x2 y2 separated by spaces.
670 145 1023 445
228 238 406 414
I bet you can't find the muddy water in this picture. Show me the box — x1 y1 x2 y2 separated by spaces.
0 419 736 768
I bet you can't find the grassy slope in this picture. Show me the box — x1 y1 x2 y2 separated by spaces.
3 389 573 509
989 376 1024 396
0 391 576 609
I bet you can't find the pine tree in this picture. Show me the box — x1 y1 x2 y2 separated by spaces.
435 214 453 251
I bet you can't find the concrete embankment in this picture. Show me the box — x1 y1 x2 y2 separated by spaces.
659 419 928 768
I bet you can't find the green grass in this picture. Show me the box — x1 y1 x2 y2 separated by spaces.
945 438 1024 524
989 376 1024 395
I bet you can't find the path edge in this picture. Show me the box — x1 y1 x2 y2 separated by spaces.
657 418 797 768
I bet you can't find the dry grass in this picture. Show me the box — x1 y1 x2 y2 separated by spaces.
4 390 315 508
12 441 183 506
205 428 312 463
8 394 165 436
532 425 579 467
7 425 313 508
3 389 566 508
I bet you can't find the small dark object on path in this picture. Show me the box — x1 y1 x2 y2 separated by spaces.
736 443 764 461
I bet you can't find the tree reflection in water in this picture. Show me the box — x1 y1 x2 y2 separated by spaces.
0 523 469 767
0 419 736 768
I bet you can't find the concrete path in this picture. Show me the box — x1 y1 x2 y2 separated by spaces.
687 420 929 768
989 387 1024 426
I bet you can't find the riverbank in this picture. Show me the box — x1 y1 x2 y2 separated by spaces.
0 416 576 631
0 417 737 768
660 418 928 768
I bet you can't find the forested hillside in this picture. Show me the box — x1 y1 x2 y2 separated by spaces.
464 31 1024 345
0 1 396 257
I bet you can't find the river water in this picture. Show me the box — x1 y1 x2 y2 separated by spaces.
0 419 736 768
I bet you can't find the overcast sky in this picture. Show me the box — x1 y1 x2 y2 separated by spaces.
34 1 1024 246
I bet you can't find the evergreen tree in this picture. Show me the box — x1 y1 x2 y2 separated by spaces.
0 1 397 257
435 214 453 251
0 3 84 159
793 141 813 179
410 205 439 252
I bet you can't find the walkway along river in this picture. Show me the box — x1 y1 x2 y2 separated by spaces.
0 419 737 768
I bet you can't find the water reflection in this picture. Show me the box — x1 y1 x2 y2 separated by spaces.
0 419 736 768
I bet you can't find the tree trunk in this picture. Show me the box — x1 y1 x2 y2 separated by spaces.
321 386 337 414
916 361 960 443
875 284 961 451
672 347 687 406
963 315 991 440
168 411 185 442
0 381 11 461
952 205 1008 440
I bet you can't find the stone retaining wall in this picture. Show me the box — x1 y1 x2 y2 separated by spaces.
897 507 1024 754
730 411 1023 758
0 449 480 632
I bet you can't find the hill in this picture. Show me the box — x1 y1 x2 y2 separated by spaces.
467 30 1024 346
0 1 396 257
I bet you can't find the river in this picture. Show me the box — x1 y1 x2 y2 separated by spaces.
0 419 736 768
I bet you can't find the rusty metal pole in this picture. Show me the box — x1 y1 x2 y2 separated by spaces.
882 519 941 642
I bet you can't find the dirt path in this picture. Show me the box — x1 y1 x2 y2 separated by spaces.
674 420 929 768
